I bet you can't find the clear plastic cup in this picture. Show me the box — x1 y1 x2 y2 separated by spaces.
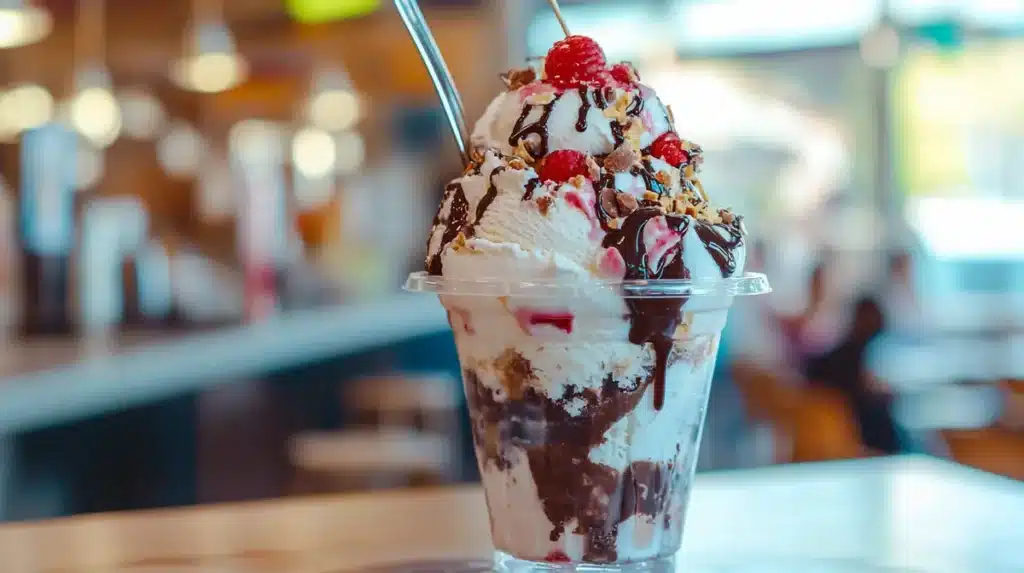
405 271 770 572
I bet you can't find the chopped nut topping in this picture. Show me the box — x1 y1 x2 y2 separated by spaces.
659 196 673 210
569 174 587 188
624 118 645 151
452 233 469 250
720 210 735 225
693 178 709 202
514 139 536 163
585 155 602 181
616 192 638 216
599 188 620 218
684 204 698 217
500 68 537 91
603 93 632 122
654 170 672 188
536 196 554 216
508 157 527 170
643 190 660 202
604 144 639 173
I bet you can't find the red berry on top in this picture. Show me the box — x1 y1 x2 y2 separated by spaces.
538 150 591 183
650 132 689 168
609 62 639 85
545 35 607 88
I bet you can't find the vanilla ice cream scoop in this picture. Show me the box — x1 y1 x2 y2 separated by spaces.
425 42 745 289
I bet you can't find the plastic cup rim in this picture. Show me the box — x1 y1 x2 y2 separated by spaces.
404 271 770 299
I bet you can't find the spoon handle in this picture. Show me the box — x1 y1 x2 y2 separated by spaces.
394 0 472 165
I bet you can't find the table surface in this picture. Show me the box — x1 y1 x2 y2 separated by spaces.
0 456 1020 573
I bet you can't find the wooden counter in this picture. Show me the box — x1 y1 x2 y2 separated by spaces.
0 456 1021 572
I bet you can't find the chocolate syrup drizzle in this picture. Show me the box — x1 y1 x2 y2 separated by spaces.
464 361 681 562
609 93 645 148
575 86 591 132
521 177 541 201
602 208 691 410
426 183 469 275
509 95 562 159
632 163 665 196
476 166 507 223
694 218 744 277
426 167 509 275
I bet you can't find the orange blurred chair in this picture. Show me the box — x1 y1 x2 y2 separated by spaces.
789 387 867 463
941 426 1024 481
731 360 800 464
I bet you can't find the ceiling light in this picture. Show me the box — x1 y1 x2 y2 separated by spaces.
170 21 248 93
118 88 166 139
157 120 206 179
305 67 361 132
292 126 336 178
69 66 121 148
0 83 53 134
860 24 901 69
0 1 51 49
229 119 285 166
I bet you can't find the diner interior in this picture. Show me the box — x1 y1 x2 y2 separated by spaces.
0 0 1020 571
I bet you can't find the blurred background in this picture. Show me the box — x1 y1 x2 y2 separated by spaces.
0 0 1021 522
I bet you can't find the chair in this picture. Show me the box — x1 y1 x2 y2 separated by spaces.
789 387 867 463
731 360 800 464
999 379 1024 431
288 374 462 494
941 427 1024 481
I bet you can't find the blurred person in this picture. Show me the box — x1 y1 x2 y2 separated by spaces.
880 249 924 338
805 296 901 454
776 256 846 374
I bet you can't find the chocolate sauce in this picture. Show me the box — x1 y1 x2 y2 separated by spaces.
630 163 665 197
626 93 645 117
610 122 626 148
608 92 646 148
595 176 617 233
602 208 691 410
575 86 591 133
475 166 507 223
694 219 744 277
464 359 679 562
509 95 561 159
425 183 469 275
522 177 541 201
426 166 513 275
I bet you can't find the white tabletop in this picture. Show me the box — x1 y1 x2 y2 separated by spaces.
0 455 1019 572
681 456 1024 572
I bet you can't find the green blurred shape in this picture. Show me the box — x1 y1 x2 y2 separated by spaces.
912 20 963 52
285 0 381 23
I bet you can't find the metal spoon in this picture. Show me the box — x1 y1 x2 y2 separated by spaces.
394 0 472 165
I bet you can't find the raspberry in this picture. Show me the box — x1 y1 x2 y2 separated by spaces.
650 132 689 168
545 35 607 88
609 62 639 85
515 310 575 335
544 551 572 563
538 150 591 183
